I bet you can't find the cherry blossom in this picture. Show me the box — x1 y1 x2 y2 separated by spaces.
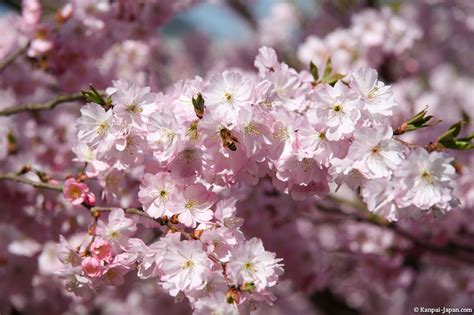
160 240 213 296
81 257 104 278
313 82 361 141
227 238 283 291
96 209 137 250
138 172 180 218
76 104 114 149
396 148 458 211
63 178 96 206
346 126 405 179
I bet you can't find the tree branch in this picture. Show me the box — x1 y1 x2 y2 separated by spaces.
90 206 196 240
0 42 29 73
0 92 86 116
315 202 474 264
2 170 472 262
0 172 63 192
91 206 152 220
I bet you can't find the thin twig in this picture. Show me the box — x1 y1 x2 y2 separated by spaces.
0 92 86 116
0 42 29 73
91 206 196 240
92 206 153 220
0 172 63 192
315 202 474 264
2 170 472 262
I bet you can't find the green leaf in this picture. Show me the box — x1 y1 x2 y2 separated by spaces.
309 61 319 82
440 139 474 150
438 121 463 141
241 282 256 293
438 121 474 150
407 108 434 129
322 58 333 82
326 73 346 86
81 85 112 110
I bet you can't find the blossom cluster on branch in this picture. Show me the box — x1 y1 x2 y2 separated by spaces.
59 46 462 313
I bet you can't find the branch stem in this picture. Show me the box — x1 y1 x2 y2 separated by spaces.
0 93 86 116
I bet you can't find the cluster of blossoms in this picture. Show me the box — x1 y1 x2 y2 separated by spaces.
57 205 283 313
2 0 199 93
61 46 460 312
298 7 422 75
74 46 459 220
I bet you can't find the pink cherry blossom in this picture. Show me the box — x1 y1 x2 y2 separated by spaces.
313 81 361 141
76 103 114 149
173 183 217 228
351 67 397 120
346 125 405 179
204 71 253 125
90 239 113 262
63 178 96 206
96 208 137 250
396 148 458 211
81 257 104 278
227 238 283 291
160 240 212 296
138 172 178 219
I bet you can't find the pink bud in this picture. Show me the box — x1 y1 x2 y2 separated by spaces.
81 257 103 278
84 191 96 207
90 239 113 262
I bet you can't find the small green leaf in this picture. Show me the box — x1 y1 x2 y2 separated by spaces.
326 73 346 86
322 58 333 82
438 121 474 150
309 61 319 82
81 85 112 110
241 282 256 293
438 121 464 141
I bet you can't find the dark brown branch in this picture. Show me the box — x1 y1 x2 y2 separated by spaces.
315 202 474 264
0 93 86 116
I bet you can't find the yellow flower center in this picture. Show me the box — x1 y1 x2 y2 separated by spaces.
69 186 82 199
245 122 261 136
421 170 434 184
243 261 256 272
224 92 234 103
371 145 380 155
182 260 194 269
97 121 109 135
332 103 343 112
185 199 197 210
126 103 142 114
273 127 289 142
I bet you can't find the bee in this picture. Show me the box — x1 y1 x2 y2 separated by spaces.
192 93 205 119
219 127 239 151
